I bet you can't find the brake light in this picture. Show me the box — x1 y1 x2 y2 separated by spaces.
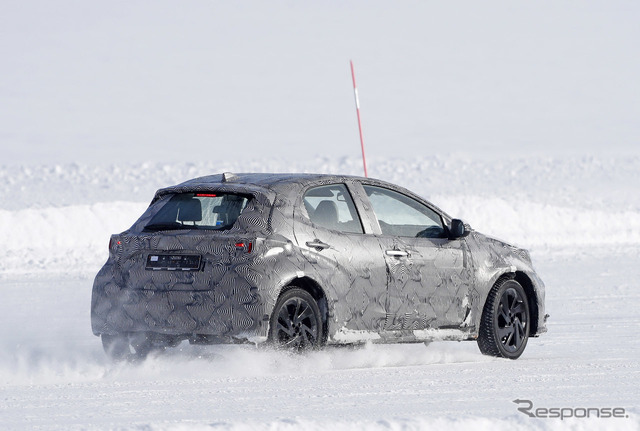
196 193 217 197
235 242 253 253
109 238 122 249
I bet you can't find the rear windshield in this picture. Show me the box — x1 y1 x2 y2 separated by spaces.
144 192 250 231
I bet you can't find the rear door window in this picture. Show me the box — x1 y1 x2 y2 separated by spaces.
144 192 250 231
303 184 363 234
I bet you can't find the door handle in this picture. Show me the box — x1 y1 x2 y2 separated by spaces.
385 249 409 257
306 240 330 251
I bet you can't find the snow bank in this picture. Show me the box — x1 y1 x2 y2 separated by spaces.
2 155 639 211
0 202 147 274
1 155 639 274
2 196 639 275
434 195 640 248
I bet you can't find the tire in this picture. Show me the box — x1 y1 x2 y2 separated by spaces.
268 287 324 350
129 332 163 359
101 333 169 360
101 334 131 361
477 278 530 359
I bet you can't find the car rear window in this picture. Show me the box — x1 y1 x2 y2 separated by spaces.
144 192 250 231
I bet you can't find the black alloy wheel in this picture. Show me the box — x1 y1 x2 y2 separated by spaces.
269 288 323 350
478 278 530 359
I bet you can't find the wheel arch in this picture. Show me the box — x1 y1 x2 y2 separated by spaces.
483 270 539 337
514 271 539 336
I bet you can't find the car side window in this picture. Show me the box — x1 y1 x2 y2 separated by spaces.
303 184 364 234
363 185 445 238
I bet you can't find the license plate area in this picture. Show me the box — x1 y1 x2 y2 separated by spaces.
146 254 202 271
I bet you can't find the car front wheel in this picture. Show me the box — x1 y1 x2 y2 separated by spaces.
477 278 530 359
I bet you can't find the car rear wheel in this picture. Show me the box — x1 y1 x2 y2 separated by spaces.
478 278 530 359
269 288 323 350
101 333 173 360
101 334 131 360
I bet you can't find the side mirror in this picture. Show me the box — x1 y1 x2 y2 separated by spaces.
449 219 469 239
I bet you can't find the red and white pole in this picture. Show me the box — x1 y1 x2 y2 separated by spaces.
350 60 368 177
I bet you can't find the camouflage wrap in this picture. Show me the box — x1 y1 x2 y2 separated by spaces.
91 173 547 345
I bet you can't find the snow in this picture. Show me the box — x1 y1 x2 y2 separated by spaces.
2 1 639 429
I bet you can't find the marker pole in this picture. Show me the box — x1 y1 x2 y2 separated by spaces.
350 60 368 177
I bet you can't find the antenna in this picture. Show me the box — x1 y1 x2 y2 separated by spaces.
350 60 368 177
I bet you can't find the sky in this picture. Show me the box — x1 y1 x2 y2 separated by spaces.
1 0 639 165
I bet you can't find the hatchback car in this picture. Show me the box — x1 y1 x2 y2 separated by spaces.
92 172 547 360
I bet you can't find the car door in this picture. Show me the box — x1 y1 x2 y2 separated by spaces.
293 182 388 334
362 185 474 331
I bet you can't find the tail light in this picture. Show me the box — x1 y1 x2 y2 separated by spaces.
234 241 253 253
109 237 122 249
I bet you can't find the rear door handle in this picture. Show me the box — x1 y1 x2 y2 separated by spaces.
385 249 409 257
306 240 330 251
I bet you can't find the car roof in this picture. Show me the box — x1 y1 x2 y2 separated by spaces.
153 172 365 203
153 172 453 221
182 172 363 187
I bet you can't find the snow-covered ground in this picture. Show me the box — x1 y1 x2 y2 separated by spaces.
1 247 639 431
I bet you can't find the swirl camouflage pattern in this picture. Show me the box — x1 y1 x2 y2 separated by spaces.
91 173 547 359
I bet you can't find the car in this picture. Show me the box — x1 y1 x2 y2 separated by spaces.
91 172 547 360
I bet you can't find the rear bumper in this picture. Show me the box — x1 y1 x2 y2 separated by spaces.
91 280 267 341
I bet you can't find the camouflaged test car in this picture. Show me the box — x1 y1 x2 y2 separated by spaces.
92 172 547 360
